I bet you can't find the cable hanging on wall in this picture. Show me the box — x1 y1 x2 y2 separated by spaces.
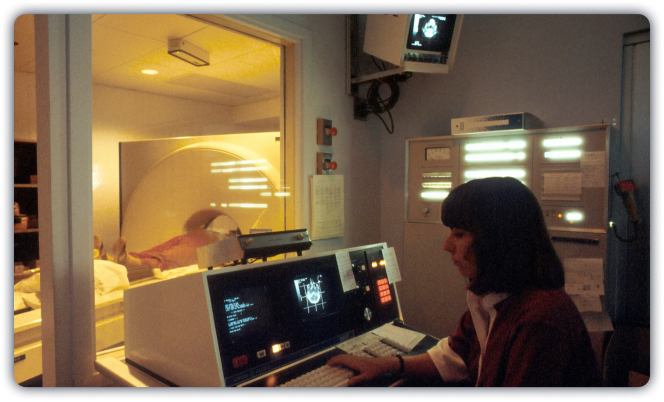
356 72 412 134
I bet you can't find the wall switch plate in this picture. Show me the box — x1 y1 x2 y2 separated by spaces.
317 118 334 146
317 152 334 175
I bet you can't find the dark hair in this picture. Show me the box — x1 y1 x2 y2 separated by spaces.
441 177 564 295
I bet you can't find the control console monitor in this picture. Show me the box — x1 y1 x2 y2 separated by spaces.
124 243 401 387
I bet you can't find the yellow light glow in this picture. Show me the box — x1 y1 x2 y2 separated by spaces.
272 344 281 353
92 164 100 191
228 203 268 208
542 137 583 148
465 140 526 151
229 178 268 183
228 185 268 190
371 261 378 268
211 166 267 173
274 192 291 197
543 150 582 160
260 192 272 197
141 69 158 75
379 260 386 266
211 159 267 167
464 152 526 162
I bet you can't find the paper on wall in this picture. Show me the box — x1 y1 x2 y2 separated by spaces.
581 151 606 188
542 172 582 201
570 294 603 312
564 258 604 313
564 258 604 296
311 175 344 240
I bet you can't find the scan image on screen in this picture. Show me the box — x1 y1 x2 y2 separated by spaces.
407 14 456 54
294 275 330 315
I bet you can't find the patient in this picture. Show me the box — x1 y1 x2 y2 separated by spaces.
111 209 237 271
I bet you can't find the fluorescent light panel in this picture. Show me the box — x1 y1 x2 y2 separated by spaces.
465 152 526 162
422 182 452 189
465 140 526 151
421 191 449 200
542 137 583 148
544 150 582 160
168 39 210 67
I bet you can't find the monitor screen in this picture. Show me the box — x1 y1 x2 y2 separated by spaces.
294 273 336 319
406 14 457 55
223 285 273 340
206 254 348 386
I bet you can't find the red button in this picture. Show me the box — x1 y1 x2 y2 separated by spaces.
232 354 248 369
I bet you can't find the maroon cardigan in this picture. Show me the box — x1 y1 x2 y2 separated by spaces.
448 288 602 386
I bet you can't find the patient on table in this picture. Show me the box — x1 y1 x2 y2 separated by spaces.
111 209 238 271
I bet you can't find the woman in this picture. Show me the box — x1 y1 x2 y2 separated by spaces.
328 177 601 386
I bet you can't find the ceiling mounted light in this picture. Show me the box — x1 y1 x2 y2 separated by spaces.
168 39 209 67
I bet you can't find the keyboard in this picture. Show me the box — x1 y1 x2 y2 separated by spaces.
356 339 401 357
279 364 353 387
277 339 403 387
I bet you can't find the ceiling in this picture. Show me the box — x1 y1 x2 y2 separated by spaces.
13 14 281 107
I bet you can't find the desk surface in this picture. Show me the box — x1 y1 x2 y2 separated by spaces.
95 323 441 387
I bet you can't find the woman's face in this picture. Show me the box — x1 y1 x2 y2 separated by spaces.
443 228 477 279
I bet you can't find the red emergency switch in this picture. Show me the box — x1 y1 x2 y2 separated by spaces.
317 152 337 174
317 118 335 145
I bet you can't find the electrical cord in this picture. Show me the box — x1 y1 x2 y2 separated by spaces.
611 221 638 242
372 56 387 71
366 77 400 114
360 72 412 134
372 109 395 134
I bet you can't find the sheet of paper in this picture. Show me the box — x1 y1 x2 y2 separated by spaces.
335 250 357 292
542 172 582 201
564 258 605 296
581 151 606 188
383 247 402 283
372 323 426 352
311 175 344 240
570 294 603 312
581 311 614 332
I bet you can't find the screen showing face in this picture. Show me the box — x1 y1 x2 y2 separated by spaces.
294 273 334 318
406 14 456 53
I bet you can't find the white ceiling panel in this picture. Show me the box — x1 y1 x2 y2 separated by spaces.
14 14 281 108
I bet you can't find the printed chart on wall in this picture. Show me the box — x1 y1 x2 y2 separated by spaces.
311 175 345 240
564 257 613 332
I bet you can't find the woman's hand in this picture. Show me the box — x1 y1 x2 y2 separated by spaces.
327 354 399 386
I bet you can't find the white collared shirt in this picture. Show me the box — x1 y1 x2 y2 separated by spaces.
427 290 510 383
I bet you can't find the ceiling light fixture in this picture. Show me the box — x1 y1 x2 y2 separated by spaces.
168 39 209 67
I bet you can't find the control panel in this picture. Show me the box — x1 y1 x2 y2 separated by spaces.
124 243 402 387
406 125 609 233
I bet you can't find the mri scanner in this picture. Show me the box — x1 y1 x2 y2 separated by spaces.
14 132 287 384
